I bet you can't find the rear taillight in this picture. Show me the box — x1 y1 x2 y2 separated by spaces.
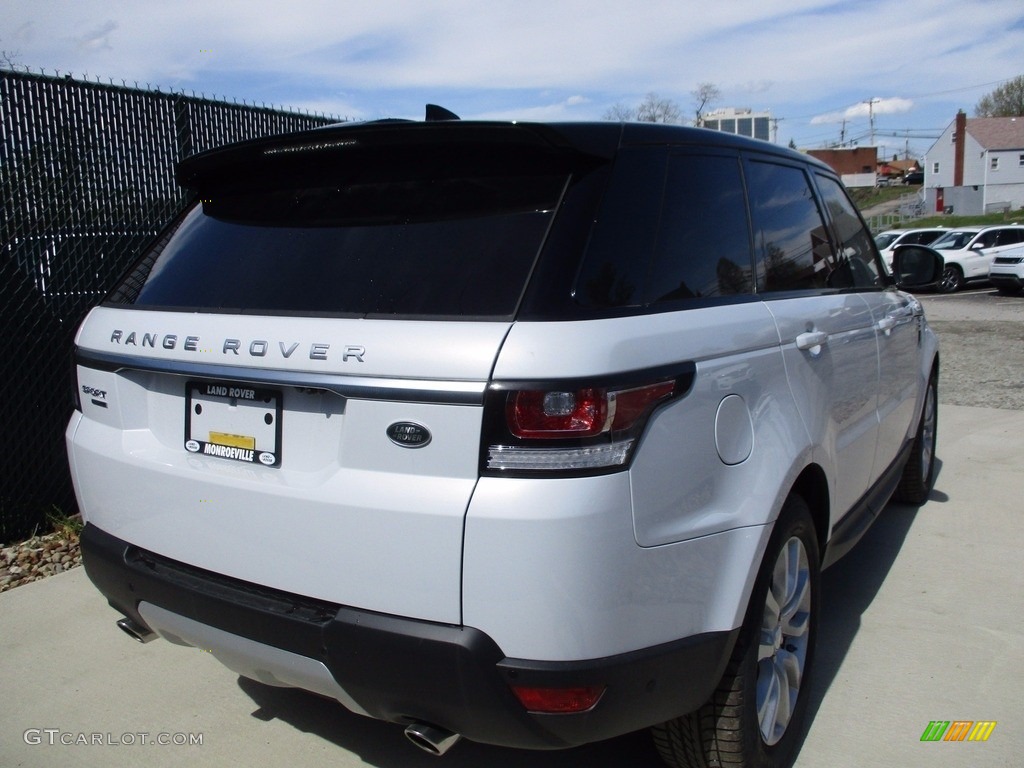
70 352 81 412
483 365 693 475
507 388 609 438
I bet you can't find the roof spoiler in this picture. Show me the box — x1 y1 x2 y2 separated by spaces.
425 104 460 122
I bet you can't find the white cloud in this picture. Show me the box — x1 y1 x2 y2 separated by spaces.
75 20 117 52
470 95 594 122
811 97 915 125
5 0 1024 152
12 20 35 43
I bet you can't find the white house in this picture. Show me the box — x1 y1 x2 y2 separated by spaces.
923 112 1024 216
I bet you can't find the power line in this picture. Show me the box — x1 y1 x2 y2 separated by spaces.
785 76 1017 123
901 77 1019 101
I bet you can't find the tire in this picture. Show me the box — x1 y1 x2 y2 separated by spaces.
893 371 938 505
938 264 963 293
652 495 820 768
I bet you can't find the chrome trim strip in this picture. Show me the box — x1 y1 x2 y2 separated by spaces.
75 349 486 405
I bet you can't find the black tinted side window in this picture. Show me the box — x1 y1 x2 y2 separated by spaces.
575 150 753 308
996 228 1024 246
977 231 999 248
746 160 832 292
575 149 663 308
645 154 753 302
815 174 883 289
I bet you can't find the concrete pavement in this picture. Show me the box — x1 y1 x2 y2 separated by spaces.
2 404 1021 767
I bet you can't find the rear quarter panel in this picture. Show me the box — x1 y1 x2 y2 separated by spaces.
464 303 814 659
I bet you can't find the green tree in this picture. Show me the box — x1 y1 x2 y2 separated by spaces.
975 75 1024 117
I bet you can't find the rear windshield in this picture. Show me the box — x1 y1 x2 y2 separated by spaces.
113 172 566 318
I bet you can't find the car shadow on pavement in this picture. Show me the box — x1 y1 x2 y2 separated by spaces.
792 456 945 757
236 675 664 767
234 459 946 768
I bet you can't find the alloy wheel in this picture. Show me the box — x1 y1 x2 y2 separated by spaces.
757 536 812 746
919 380 937 480
940 266 962 292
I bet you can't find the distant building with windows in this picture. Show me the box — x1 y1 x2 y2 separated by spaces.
699 108 772 142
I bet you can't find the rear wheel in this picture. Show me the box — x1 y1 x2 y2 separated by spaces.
652 495 819 768
894 371 938 505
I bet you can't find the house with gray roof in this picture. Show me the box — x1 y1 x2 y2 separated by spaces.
923 112 1024 216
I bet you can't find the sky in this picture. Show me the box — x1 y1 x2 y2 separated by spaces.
4 0 1024 160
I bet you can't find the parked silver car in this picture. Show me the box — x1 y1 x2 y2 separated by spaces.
67 115 942 768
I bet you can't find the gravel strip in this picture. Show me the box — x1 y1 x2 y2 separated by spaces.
0 531 82 593
918 290 1024 411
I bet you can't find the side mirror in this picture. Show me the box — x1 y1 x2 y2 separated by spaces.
892 245 944 291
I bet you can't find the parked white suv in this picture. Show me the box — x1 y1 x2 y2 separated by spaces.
66 116 942 768
988 245 1024 295
874 227 948 270
928 224 1024 292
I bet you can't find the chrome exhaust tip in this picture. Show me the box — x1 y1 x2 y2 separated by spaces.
116 617 157 643
404 722 461 756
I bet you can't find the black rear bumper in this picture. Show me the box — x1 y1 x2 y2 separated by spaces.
82 522 736 750
989 273 1023 291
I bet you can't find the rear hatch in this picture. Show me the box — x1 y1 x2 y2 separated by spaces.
67 121 605 625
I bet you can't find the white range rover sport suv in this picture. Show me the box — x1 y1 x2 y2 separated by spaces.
67 115 942 768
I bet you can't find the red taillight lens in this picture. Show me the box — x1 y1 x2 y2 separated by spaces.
507 388 609 438
485 370 688 474
506 381 675 440
510 684 606 714
611 381 676 428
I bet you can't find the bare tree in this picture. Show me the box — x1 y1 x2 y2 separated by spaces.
635 92 682 124
975 75 1024 117
0 37 19 68
602 102 635 121
691 82 721 125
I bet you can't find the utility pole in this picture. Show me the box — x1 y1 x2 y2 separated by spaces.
864 98 880 149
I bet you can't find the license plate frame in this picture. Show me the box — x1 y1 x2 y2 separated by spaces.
185 380 282 467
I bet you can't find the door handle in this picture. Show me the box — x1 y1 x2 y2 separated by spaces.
795 331 828 351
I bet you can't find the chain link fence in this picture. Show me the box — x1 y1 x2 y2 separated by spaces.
1 68 340 541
